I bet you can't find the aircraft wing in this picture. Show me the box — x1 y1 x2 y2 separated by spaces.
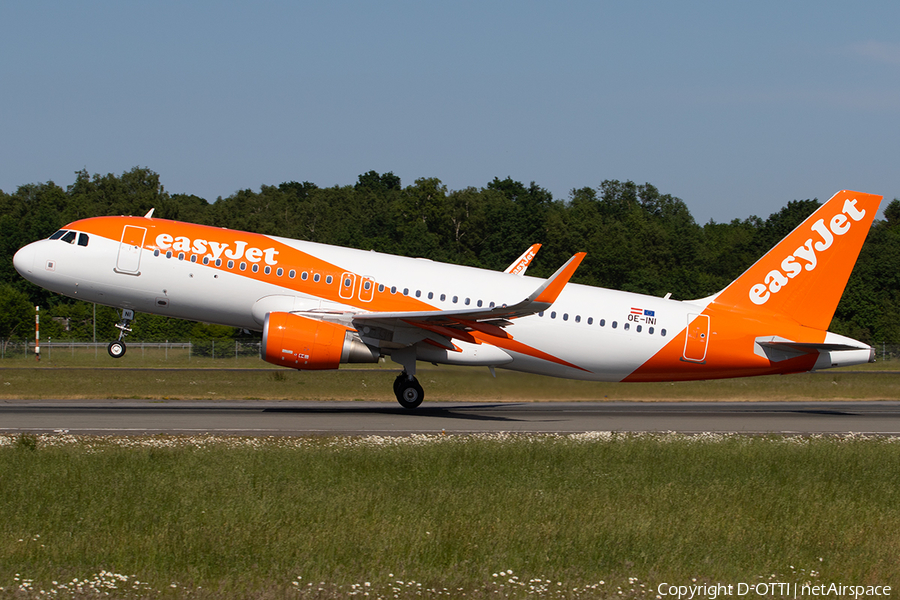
351 253 585 346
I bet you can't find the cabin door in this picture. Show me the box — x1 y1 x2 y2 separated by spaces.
116 225 146 274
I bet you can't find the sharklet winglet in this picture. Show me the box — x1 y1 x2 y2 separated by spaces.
528 252 586 306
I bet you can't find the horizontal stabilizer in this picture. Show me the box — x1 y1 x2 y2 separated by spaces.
754 335 873 363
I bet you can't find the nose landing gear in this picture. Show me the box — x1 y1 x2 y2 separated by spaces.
107 309 134 358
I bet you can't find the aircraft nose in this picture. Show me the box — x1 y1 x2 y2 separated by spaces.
13 243 35 276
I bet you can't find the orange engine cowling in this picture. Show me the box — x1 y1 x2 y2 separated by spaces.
262 312 379 370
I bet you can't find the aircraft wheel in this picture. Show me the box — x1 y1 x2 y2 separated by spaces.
108 341 127 358
393 372 405 396
396 376 424 410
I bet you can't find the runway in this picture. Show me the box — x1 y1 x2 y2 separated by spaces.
1 400 900 436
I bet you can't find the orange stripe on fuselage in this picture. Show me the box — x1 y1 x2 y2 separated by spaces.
67 216 436 314
624 304 822 382
470 330 590 372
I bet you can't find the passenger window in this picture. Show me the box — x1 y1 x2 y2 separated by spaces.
427 292 433 299
612 321 618 329
49 230 66 240
636 325 642 333
624 323 630 331
575 315 581 323
563 313 568 321
649 327 654 334
551 311 557 319
302 272 309 281
477 300 483 307
452 296 458 304
61 231 77 244
440 294 446 301
314 273 321 283
587 317 593 325
325 275 332 284
661 329 667 337
415 290 421 298
465 298 470 305
600 319 606 327
403 288 409 296
77 233 89 247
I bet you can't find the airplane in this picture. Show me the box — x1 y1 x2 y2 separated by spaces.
12 190 881 409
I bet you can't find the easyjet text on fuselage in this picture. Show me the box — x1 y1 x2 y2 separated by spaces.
154 233 280 265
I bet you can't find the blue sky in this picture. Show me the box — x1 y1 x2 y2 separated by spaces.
2 1 898 224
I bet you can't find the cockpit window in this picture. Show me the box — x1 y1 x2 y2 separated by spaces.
60 231 77 244
49 230 67 240
77 233 89 247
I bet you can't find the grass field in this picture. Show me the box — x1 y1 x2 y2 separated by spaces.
0 433 898 599
2 361 900 402
1 357 897 598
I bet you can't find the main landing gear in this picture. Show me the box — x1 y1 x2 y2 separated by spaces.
393 371 424 410
107 309 134 358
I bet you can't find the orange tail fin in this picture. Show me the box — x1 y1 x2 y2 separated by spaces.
711 190 882 331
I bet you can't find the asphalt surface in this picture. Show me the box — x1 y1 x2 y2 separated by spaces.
1 400 900 436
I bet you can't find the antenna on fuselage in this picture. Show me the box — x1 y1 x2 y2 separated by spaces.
143 208 155 219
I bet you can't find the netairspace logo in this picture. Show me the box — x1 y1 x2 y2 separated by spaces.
657 582 892 600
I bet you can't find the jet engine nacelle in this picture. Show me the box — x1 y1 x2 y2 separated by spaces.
262 312 379 370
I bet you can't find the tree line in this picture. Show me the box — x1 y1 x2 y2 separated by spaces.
1 167 898 345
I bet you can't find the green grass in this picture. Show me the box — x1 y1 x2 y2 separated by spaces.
4 343 900 402
3 344 270 368
0 434 898 598
1 364 900 402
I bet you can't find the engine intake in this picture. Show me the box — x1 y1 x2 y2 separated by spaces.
262 312 379 370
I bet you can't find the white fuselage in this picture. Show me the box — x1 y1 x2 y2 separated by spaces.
14 225 706 382
15 194 879 389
